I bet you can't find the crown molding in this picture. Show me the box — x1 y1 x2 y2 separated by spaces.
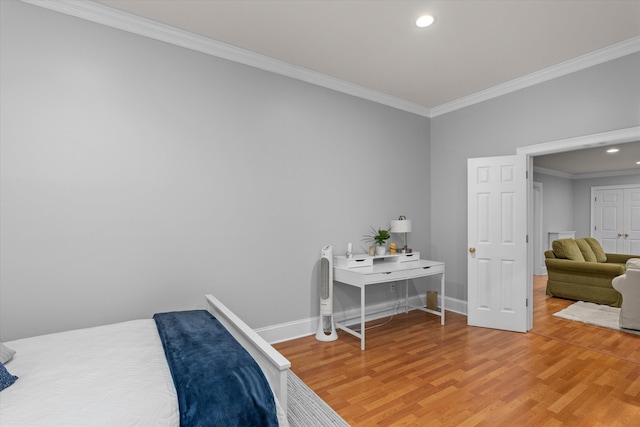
22 1 640 120
532 166 575 179
533 166 640 180
21 0 432 118
518 126 640 156
528 127 640 179
430 36 640 118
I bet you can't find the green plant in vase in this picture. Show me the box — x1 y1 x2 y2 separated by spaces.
362 226 391 256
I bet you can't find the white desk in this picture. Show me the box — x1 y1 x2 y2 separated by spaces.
333 253 445 350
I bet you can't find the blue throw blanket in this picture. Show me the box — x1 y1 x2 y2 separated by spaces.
154 310 278 427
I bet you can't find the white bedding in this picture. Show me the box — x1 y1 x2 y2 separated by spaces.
1 318 288 427
1 320 180 426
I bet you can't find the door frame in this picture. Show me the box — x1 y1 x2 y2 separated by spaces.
533 182 546 276
517 126 640 330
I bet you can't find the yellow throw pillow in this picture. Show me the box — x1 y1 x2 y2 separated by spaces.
552 239 585 261
575 238 597 262
584 237 607 263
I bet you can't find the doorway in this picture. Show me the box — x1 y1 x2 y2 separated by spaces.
519 126 640 328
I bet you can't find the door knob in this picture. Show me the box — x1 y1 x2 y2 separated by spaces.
469 247 476 253
618 233 623 237
625 233 629 237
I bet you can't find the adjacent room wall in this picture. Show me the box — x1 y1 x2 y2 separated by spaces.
533 173 574 248
533 171 640 261
431 52 640 302
0 0 431 340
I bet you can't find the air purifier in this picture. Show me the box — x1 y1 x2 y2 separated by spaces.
316 245 338 341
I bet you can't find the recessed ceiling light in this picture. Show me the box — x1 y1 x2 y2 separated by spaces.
607 148 620 153
416 15 435 28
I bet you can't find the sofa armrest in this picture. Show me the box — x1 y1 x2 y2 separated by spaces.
605 253 640 264
544 258 625 276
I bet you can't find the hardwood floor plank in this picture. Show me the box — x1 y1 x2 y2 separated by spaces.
274 275 640 425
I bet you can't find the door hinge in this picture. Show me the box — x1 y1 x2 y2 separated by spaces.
526 234 529 243
526 298 529 307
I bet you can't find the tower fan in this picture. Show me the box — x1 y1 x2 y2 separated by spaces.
316 245 338 341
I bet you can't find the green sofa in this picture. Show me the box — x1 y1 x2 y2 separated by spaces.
544 237 639 307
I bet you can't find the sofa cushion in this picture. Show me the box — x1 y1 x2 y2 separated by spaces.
552 239 585 261
575 238 597 262
584 237 607 262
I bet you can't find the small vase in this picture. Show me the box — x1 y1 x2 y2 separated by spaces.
375 245 386 256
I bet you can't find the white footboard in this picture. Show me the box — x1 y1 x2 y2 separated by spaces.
205 294 291 412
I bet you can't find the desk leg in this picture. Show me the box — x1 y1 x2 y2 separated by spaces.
360 286 366 350
440 271 445 325
405 280 409 314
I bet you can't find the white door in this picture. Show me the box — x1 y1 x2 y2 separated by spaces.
468 155 528 332
592 186 640 254
593 188 624 253
623 188 640 254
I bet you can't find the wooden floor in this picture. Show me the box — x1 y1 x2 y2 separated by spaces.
274 276 640 426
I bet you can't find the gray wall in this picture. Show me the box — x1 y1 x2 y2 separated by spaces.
2 0 639 341
0 0 430 340
533 172 640 251
431 52 640 301
533 173 574 246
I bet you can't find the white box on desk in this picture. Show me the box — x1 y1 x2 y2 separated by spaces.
373 252 420 263
333 255 373 268
334 252 420 268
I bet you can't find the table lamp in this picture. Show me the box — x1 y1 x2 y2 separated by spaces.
390 215 412 253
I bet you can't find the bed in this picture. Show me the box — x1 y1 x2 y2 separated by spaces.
0 294 291 426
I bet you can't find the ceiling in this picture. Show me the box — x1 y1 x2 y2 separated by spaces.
94 0 640 111
83 1 640 174
534 141 640 176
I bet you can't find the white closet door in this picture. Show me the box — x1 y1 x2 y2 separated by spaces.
593 188 624 253
592 186 640 254
623 187 640 254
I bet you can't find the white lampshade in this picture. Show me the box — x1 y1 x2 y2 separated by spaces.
390 219 412 233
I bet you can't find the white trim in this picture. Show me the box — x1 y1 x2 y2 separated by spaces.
532 166 575 179
533 166 640 180
573 170 640 180
256 295 467 344
431 36 640 117
591 183 640 191
533 182 547 276
518 127 640 157
21 1 640 119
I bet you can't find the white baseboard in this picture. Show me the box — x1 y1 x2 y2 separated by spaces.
257 295 468 344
